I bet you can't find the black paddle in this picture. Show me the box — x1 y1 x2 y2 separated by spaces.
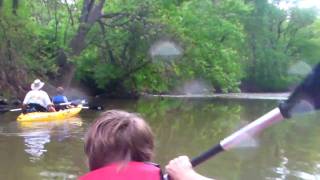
191 63 320 167
0 101 104 113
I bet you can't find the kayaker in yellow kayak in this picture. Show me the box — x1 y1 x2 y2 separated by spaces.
22 79 56 113
52 86 71 110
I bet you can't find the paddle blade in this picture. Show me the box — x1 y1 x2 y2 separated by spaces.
279 63 320 118
10 108 22 112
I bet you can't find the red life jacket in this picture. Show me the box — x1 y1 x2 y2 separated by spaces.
79 161 162 180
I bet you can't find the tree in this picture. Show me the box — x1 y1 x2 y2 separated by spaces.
243 0 319 91
160 0 250 92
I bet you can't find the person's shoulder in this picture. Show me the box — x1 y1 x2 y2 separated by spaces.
78 162 161 180
78 165 115 180
129 161 160 171
38 90 49 94
25 90 32 94
26 90 37 95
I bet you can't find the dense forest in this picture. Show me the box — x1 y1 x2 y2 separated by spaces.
0 0 319 98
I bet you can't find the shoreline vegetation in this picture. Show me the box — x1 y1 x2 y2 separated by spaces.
142 92 290 100
0 92 289 110
1 1 319 98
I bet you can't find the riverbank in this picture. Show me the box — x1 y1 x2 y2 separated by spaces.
142 92 290 100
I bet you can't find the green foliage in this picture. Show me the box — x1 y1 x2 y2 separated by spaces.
160 0 250 92
243 0 319 91
0 0 78 81
74 0 172 93
1 0 320 95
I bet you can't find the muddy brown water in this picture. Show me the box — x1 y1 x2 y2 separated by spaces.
0 98 319 180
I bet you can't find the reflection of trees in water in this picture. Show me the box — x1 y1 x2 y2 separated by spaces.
19 118 83 162
17 119 85 179
257 113 320 180
212 112 320 180
23 131 51 162
135 98 248 164
135 98 320 179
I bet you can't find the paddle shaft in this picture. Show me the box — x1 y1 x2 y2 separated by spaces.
164 63 320 179
191 108 283 167
163 108 284 179
190 63 320 167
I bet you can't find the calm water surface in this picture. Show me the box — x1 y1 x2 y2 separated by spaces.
0 98 320 180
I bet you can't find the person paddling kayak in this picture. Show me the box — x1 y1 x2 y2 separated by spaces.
79 110 213 180
22 79 56 113
165 156 213 180
52 86 72 110
52 87 68 104
79 110 161 180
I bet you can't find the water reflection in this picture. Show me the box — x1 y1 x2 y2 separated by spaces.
17 118 83 162
23 131 50 162
134 98 320 180
260 113 320 180
2 98 320 179
135 99 251 157
39 171 77 179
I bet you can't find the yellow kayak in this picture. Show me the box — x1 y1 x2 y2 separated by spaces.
17 105 82 122
18 117 83 129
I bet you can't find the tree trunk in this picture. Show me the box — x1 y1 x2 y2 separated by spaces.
12 0 18 15
60 0 106 87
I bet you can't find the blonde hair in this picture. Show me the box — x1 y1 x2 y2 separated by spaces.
84 110 154 171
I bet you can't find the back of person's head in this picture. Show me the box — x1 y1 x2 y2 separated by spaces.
56 86 64 94
84 110 154 171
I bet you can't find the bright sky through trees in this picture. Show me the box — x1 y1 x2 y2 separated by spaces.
297 0 320 8
274 0 320 10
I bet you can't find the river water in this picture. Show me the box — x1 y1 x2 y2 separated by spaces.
0 98 320 180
